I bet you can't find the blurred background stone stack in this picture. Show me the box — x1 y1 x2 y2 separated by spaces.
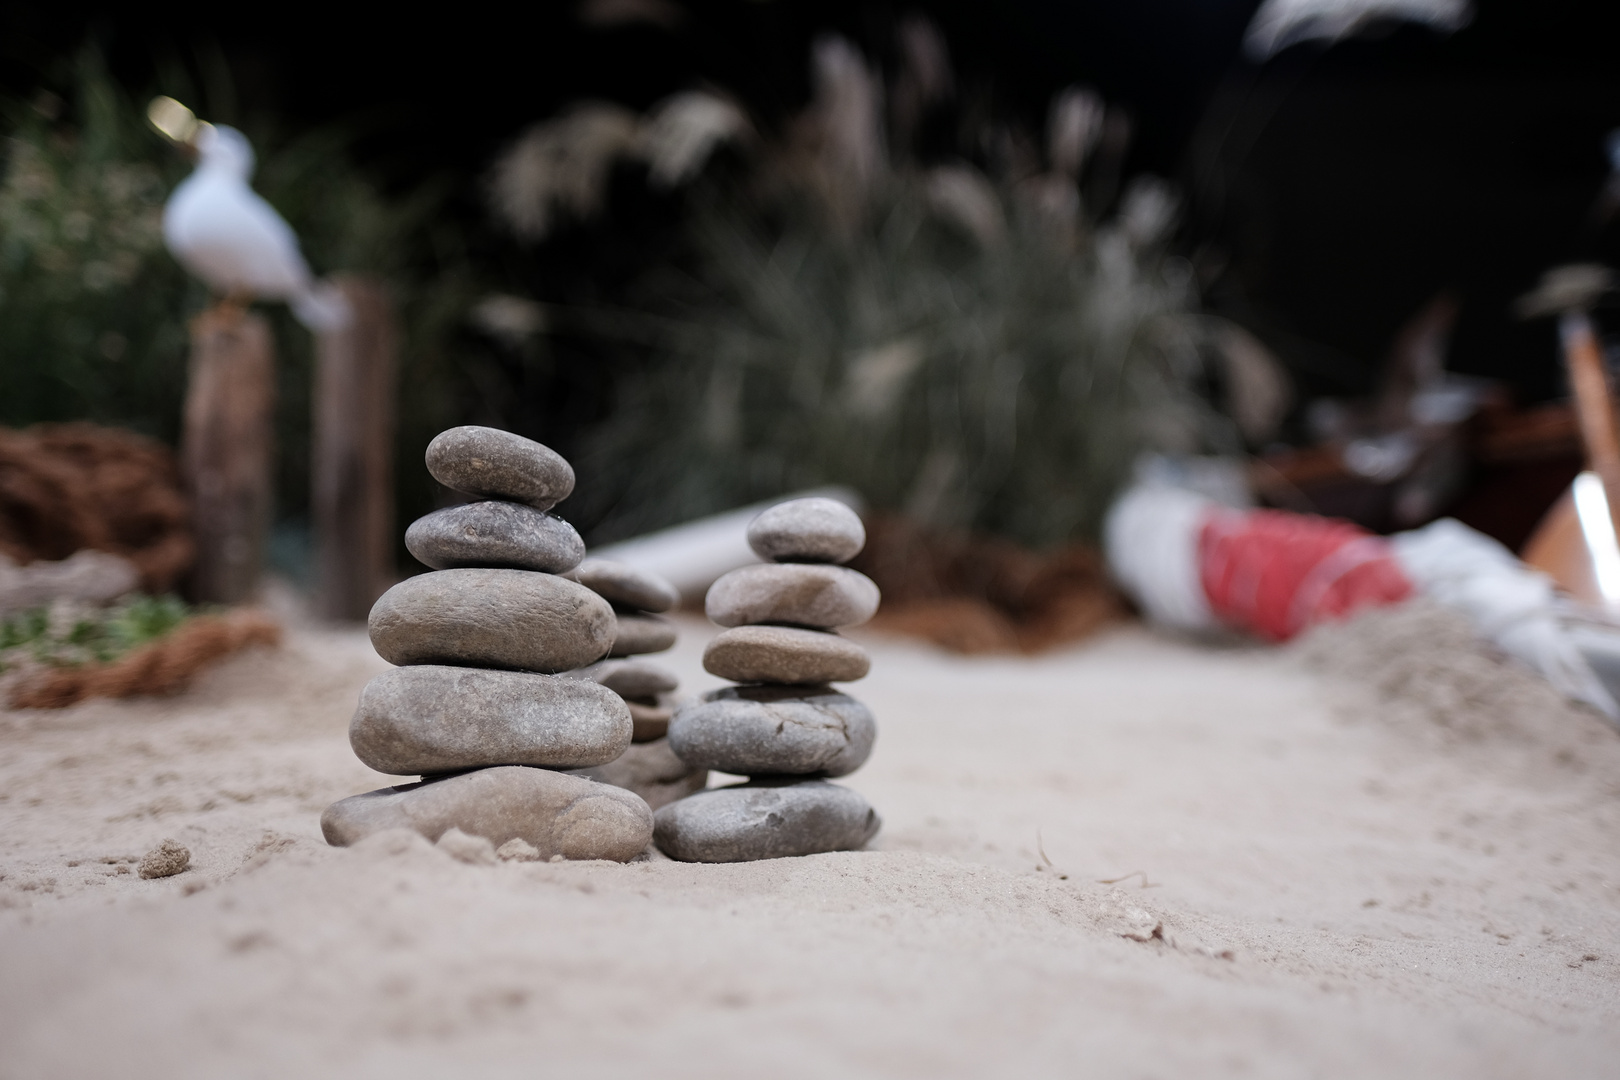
564 558 708 809
654 497 882 862
321 426 652 862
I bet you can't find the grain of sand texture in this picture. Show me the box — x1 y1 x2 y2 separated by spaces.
1 603 1618 1078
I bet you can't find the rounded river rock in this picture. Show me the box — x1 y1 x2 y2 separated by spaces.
369 569 614 673
667 685 875 777
567 558 679 613
350 665 632 775
569 738 708 811
405 502 584 573
425 426 574 511
653 779 880 862
610 613 677 657
705 563 880 630
747 497 866 564
703 625 870 684
580 658 679 699
627 700 672 742
321 766 652 861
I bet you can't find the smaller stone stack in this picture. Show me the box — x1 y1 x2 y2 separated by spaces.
655 497 882 862
565 559 708 809
569 559 681 741
320 426 653 862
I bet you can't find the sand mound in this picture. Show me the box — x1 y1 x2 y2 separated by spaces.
1296 600 1620 788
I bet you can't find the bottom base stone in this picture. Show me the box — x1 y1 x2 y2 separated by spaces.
321 765 652 862
652 779 880 862
568 738 708 811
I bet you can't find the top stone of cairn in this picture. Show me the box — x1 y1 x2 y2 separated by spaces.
746 497 865 564
568 558 679 613
425 426 575 512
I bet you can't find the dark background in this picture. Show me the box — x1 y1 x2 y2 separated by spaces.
6 0 1620 418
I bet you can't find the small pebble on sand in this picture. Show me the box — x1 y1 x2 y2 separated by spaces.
436 827 499 865
496 838 541 862
137 839 190 879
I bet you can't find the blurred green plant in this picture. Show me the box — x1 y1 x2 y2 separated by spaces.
491 32 1256 547
0 593 190 670
0 53 196 441
0 47 490 568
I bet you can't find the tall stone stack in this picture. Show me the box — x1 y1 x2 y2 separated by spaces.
564 559 708 809
321 426 653 862
654 497 883 862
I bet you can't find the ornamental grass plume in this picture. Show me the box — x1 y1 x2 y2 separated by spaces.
490 25 1275 549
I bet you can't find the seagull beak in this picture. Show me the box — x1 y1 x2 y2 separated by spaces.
147 96 202 152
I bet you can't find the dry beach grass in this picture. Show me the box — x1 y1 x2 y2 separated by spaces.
0 606 1617 1077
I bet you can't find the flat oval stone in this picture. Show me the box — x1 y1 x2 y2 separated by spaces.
703 625 870 684
425 426 574 511
405 502 584 573
747 497 866 563
667 685 875 777
369 569 613 673
653 779 880 862
578 658 679 699
321 766 652 862
610 613 677 657
350 665 631 775
705 564 880 630
567 558 679 613
569 738 707 810
627 700 672 742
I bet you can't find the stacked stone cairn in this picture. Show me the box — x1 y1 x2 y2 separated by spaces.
654 497 883 862
563 559 709 809
321 426 653 862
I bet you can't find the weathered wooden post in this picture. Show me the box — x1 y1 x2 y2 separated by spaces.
182 304 275 604
311 275 399 621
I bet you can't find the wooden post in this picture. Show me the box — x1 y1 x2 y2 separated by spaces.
182 304 275 604
311 276 399 621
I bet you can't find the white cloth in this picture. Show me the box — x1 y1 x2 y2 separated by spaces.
1392 518 1619 720
1103 485 1218 633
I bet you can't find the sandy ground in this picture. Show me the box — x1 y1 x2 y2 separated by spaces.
1 605 1618 1078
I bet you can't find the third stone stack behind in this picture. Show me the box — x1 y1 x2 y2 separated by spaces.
655 497 882 861
565 558 708 808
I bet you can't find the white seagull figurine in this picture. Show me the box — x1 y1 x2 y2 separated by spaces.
154 99 349 330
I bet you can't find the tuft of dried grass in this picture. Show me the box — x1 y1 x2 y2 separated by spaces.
0 422 193 593
8 608 280 709
852 514 1126 654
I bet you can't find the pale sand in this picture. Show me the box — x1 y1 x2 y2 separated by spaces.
1 608 1617 1078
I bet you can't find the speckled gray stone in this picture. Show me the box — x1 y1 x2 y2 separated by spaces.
703 625 869 684
747 497 866 564
405 502 584 573
321 766 652 861
569 738 708 811
349 665 631 775
369 569 614 673
578 658 679 699
609 612 677 657
425 426 574 511
667 685 875 777
653 779 880 862
566 558 679 613
705 564 880 630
